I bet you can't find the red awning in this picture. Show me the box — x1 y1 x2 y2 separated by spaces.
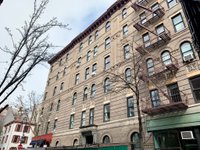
32 133 52 143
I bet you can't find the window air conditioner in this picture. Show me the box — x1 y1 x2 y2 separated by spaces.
183 54 194 62
181 131 194 140
91 72 96 76
76 63 80 68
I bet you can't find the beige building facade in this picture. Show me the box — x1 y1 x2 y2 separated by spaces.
38 0 200 149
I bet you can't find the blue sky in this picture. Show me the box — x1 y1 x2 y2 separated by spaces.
0 0 116 105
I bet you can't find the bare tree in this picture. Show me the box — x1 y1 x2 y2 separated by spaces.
0 0 69 109
15 91 42 135
106 43 147 150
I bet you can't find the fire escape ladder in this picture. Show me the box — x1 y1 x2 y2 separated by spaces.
135 3 153 12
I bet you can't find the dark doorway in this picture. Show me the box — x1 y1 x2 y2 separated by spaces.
86 135 93 144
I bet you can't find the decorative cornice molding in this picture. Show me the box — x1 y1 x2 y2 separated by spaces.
48 0 130 64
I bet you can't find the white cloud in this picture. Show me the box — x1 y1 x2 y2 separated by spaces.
0 0 116 104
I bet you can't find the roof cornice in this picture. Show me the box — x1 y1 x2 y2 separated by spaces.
48 0 130 64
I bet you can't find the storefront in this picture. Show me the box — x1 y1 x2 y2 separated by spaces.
146 104 200 150
30 133 52 147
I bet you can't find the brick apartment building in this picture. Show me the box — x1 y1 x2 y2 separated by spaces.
34 0 200 149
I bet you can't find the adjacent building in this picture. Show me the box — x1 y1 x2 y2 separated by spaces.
0 107 35 150
37 0 200 149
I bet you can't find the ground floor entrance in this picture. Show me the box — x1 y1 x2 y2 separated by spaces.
154 127 200 150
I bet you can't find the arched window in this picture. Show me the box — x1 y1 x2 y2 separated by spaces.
122 8 127 19
79 42 83 52
56 100 60 111
60 82 64 91
87 51 91 61
73 139 78 146
104 78 110 93
63 67 67 75
55 141 59 147
53 86 57 96
88 35 93 44
180 42 194 61
125 68 132 82
83 88 88 100
103 135 110 143
105 21 111 32
131 132 140 149
72 93 77 105
161 51 172 65
146 58 154 76
91 84 96 97
95 30 99 39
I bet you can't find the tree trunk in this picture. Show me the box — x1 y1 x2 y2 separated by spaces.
136 91 144 150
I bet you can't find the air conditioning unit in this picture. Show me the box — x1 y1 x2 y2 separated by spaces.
76 63 80 68
91 72 96 76
183 54 194 62
181 131 194 139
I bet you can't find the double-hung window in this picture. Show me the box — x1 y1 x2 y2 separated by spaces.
104 56 110 70
150 89 160 107
172 13 185 32
127 96 134 117
81 111 86 127
104 104 110 122
89 108 94 125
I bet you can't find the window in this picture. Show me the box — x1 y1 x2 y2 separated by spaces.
140 12 146 24
5 135 8 143
83 87 88 101
88 35 93 44
161 51 172 65
59 59 62 66
146 58 155 76
41 107 44 115
91 84 96 97
89 108 94 125
1 136 4 144
85 67 90 80
75 73 80 85
23 126 30 133
81 111 86 127
104 78 110 93
77 57 81 67
87 51 91 61
69 114 74 129
45 122 50 134
103 104 110 122
156 24 165 39
180 42 194 60
21 136 28 144
66 53 69 61
172 13 185 32
127 96 134 117
8 126 11 132
151 2 159 16
12 135 20 143
95 30 99 39
150 89 160 107
73 139 78 146
92 63 97 75
50 103 53 111
53 119 57 131
53 86 57 96
63 67 67 75
105 21 111 32
190 76 200 102
60 82 64 91
124 44 130 59
56 100 60 111
143 33 150 47
72 93 77 105
103 135 110 143
125 68 132 82
56 72 59 80
15 124 21 132
104 56 110 70
131 132 140 149
79 43 83 52
50 66 53 72
123 24 128 36
105 37 111 49
93 46 98 56
122 8 127 19
167 83 181 102
167 0 177 8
